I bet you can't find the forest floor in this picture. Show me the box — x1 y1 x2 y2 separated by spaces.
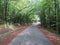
37 25 60 45
0 23 31 45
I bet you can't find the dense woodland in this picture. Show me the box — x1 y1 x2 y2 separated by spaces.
0 0 60 34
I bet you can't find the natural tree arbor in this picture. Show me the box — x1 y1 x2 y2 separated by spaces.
0 0 60 34
0 0 40 24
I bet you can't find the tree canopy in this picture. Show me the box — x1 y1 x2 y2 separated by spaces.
0 0 60 34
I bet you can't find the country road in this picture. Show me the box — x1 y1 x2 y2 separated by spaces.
8 24 53 45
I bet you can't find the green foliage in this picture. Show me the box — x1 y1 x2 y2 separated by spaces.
39 0 60 34
0 0 40 24
0 0 60 34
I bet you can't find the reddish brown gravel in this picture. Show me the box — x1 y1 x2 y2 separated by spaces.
37 25 60 45
0 24 31 45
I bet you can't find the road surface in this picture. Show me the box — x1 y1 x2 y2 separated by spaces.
8 24 53 45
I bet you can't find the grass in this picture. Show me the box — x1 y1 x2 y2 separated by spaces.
0 24 20 38
0 30 12 38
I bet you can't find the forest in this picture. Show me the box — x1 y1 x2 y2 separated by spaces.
0 0 60 34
